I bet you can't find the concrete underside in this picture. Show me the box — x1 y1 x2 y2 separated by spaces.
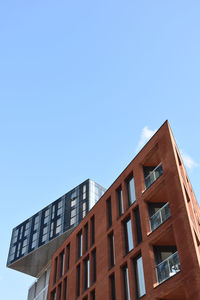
8 228 74 277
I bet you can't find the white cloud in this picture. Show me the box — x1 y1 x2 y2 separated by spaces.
136 126 157 152
180 150 198 170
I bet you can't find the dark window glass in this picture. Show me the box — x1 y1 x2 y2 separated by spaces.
51 289 56 300
77 231 83 259
127 176 136 205
91 290 95 300
91 216 95 245
134 207 142 244
84 257 90 290
108 233 115 268
66 244 70 271
117 187 124 216
84 223 88 252
58 283 62 300
107 198 112 228
110 273 116 300
76 264 80 297
124 218 134 253
63 278 67 300
54 257 58 284
134 256 146 298
91 249 96 283
59 251 65 277
122 265 130 300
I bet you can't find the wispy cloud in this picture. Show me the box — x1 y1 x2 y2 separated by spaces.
180 150 198 170
136 126 157 152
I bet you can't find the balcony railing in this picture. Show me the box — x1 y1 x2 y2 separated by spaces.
156 251 180 284
144 163 163 189
150 202 170 232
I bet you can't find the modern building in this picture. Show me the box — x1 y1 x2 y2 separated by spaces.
7 179 106 299
7 121 200 300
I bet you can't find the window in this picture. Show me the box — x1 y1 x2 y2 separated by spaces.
54 257 58 284
90 290 95 300
124 218 134 253
76 264 80 297
117 187 124 216
122 265 130 300
58 283 62 300
134 207 142 244
91 216 95 245
127 176 136 205
77 231 83 259
66 244 70 271
51 289 56 300
134 256 146 298
109 273 116 300
63 278 67 300
84 223 88 253
108 233 115 268
91 249 96 283
84 257 90 290
106 198 112 228
59 251 65 278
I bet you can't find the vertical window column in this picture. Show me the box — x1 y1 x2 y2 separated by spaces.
66 244 70 272
122 265 131 300
126 176 136 206
77 231 83 259
108 232 115 268
91 249 96 283
134 255 146 298
76 264 81 298
109 273 116 300
124 218 134 254
117 187 124 216
106 198 112 228
91 216 95 246
84 257 90 290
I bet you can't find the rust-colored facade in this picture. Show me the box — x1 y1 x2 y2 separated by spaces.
47 121 200 300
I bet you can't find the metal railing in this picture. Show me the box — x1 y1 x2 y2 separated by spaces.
150 202 170 232
156 251 180 284
144 163 163 189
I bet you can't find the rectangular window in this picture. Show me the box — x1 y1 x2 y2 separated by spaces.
124 218 134 253
66 244 70 271
91 216 95 245
134 207 142 244
51 289 56 300
59 251 65 278
90 290 95 300
127 176 136 206
84 223 88 253
54 257 58 284
108 233 115 268
134 256 146 298
63 278 67 300
117 187 124 216
77 231 83 259
106 198 112 228
109 273 116 300
76 264 80 297
122 265 131 300
58 283 62 300
84 257 90 290
91 249 96 283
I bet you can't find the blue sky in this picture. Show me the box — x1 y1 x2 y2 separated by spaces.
0 1 200 299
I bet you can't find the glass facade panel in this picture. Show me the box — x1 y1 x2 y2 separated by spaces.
127 177 136 205
135 256 146 298
118 187 124 216
123 266 130 300
124 219 134 253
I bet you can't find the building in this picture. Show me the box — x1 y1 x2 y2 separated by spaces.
7 179 106 300
8 121 200 300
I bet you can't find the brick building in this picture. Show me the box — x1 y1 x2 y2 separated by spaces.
47 121 200 300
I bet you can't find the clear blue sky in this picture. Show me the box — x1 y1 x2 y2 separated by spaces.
0 1 200 299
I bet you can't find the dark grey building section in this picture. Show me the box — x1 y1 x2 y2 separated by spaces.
7 179 106 277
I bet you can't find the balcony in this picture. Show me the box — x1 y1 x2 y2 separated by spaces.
156 251 180 284
150 202 170 232
144 163 163 189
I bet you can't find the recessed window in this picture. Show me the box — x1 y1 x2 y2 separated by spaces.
134 207 142 244
77 231 83 259
122 265 131 300
126 176 136 206
109 273 116 300
58 283 62 300
133 255 146 298
51 289 56 300
90 290 95 300
124 218 134 253
54 257 58 284
117 187 124 216
91 249 96 283
66 243 70 271
84 257 90 290
76 264 80 297
106 198 112 228
108 232 115 268
84 223 88 253
91 216 95 246
63 278 67 300
59 250 65 278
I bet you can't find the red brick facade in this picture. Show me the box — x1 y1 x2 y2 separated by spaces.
47 121 200 300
